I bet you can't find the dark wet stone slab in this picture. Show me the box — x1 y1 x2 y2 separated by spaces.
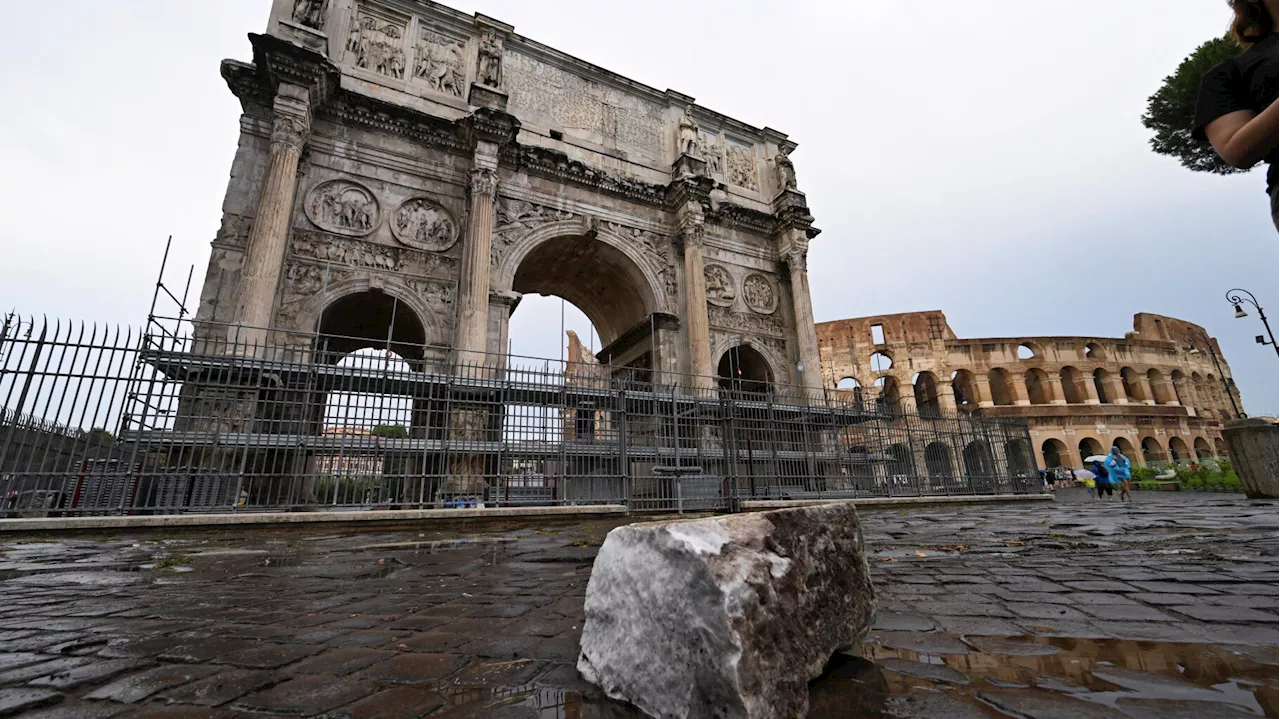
83 664 221 703
873 631 970 655
1166 605 1278 623
871 612 938 632
1113 698 1261 719
877 658 969 684
1089 666 1236 701
234 675 376 715
0 688 63 716
962 637 1060 656
157 669 277 707
1128 581 1221 594
288 648 391 677
356 653 468 684
884 692 988 718
28 659 151 691
333 686 447 718
1007 604 1091 621
20 701 128 718
933 616 1023 637
977 689 1129 718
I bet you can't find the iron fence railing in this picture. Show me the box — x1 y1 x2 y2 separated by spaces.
0 315 1038 517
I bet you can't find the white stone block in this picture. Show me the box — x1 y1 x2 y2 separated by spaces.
577 504 876 718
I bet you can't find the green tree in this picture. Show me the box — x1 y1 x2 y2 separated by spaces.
369 424 409 439
87 427 114 442
1142 35 1245 175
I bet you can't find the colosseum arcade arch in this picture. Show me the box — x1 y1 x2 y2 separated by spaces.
1112 436 1137 462
1041 438 1069 469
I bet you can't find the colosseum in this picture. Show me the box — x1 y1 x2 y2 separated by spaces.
816 311 1246 471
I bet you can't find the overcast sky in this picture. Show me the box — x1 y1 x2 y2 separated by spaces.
1 1 1276 414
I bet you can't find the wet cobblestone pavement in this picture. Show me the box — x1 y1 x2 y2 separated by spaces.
0 491 1275 718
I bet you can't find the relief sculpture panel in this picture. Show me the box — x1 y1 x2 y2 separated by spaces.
742 273 778 315
291 233 458 278
725 144 759 191
392 197 458 252
413 28 465 97
304 180 380 236
492 198 577 267
704 264 736 307
347 9 406 80
709 305 786 337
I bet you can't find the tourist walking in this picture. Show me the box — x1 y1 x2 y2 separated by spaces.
1193 0 1278 227
1107 446 1133 501
1092 459 1114 500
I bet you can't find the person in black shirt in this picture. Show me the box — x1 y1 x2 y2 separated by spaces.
1193 0 1279 228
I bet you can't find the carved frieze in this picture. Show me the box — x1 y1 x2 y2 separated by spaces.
492 198 576 267
291 232 458 279
304 180 380 236
292 233 400 271
347 10 406 80
697 134 725 175
413 28 465 97
391 197 458 252
725 145 759 191
704 264 736 307
742 273 778 315
276 261 351 328
503 51 663 157
708 305 786 337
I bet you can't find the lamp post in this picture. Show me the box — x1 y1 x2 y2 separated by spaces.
1182 332 1244 418
1226 288 1278 356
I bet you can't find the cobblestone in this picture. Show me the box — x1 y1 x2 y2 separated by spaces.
0 492 1274 717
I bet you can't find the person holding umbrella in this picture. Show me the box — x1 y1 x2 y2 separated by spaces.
1106 446 1133 501
1092 458 1115 499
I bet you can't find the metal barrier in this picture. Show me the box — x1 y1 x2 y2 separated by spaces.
0 315 1037 517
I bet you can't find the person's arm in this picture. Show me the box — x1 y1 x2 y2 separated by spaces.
1205 99 1279 169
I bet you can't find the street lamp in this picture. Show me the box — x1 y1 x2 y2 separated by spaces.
1225 288 1278 356
1183 332 1244 418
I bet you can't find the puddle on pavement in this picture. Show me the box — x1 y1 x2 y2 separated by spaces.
430 637 1278 718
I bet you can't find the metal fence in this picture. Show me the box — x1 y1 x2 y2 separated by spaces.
0 315 1037 518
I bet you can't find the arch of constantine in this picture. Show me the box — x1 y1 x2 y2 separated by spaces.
817 311 1246 471
193 0 823 393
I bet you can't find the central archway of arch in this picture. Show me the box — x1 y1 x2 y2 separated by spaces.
502 229 677 380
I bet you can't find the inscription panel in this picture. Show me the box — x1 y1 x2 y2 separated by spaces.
503 50 664 160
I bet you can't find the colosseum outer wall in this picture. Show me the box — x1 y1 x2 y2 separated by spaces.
816 311 1245 470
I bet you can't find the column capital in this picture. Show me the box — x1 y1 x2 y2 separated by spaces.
270 115 309 152
469 167 499 197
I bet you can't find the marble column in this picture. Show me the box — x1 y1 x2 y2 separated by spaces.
678 212 715 389
454 145 499 368
232 83 311 353
781 233 824 397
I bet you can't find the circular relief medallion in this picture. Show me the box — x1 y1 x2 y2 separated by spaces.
742 272 778 314
304 180 380 236
391 197 459 252
704 264 736 307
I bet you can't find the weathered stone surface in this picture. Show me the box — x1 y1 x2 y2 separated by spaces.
577 504 876 719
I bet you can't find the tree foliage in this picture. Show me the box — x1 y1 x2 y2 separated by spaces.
370 424 409 439
1142 34 1245 175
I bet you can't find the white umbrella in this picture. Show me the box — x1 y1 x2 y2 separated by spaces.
1073 469 1097 480
1084 455 1110 464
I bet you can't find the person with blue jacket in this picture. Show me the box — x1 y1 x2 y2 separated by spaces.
1106 446 1133 502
